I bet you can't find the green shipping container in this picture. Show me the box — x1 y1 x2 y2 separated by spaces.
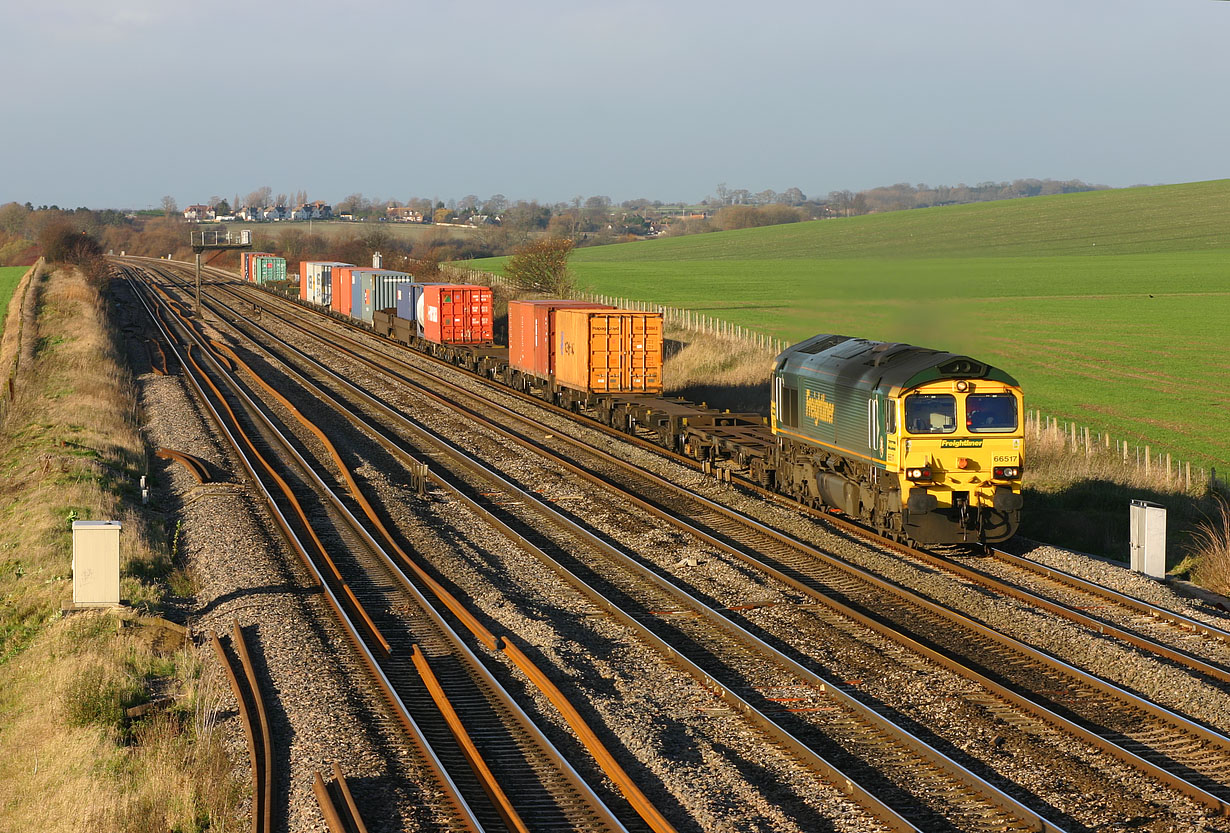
253 255 287 285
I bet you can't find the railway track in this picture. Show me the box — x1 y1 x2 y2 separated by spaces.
123 258 1230 830
135 261 1061 830
132 258 1230 826
221 263 1230 689
124 265 636 833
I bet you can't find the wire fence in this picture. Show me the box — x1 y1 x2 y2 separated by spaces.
1026 409 1221 495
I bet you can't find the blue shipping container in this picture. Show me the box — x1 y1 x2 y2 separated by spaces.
395 282 415 321
408 283 448 333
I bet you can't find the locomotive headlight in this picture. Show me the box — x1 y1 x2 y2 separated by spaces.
955 380 970 393
906 466 933 482
994 465 1022 480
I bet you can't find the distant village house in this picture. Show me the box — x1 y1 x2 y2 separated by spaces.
386 205 424 223
182 204 216 222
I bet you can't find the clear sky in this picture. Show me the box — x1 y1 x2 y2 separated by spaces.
3 0 1227 209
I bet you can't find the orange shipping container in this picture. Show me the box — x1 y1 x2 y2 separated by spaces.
553 309 663 395
331 266 361 316
507 299 612 379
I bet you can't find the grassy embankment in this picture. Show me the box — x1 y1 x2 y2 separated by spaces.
467 181 1230 565
0 264 241 830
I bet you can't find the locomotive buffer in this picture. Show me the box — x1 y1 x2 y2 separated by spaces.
190 229 253 311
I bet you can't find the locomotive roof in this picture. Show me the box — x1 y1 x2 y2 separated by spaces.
776 333 1018 393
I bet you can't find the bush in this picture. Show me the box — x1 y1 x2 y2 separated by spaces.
504 236 575 294
38 221 102 265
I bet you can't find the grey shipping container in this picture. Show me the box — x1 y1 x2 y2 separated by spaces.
350 269 410 323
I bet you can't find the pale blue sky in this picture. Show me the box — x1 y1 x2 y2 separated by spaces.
3 0 1226 209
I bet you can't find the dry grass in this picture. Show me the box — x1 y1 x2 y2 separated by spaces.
1191 499 1230 594
0 265 243 832
662 327 775 414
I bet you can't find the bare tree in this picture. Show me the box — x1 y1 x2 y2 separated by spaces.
246 186 272 209
160 195 178 216
780 187 806 206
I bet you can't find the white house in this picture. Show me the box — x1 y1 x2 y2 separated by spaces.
290 201 333 221
183 204 216 222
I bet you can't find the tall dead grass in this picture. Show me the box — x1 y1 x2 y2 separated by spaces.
0 265 243 831
662 327 774 414
1190 499 1230 595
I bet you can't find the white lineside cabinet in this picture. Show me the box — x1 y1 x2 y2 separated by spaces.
72 520 121 606
1129 500 1167 579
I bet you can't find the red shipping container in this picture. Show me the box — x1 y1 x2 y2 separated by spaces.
331 265 360 316
507 299 612 379
419 284 494 345
298 261 308 300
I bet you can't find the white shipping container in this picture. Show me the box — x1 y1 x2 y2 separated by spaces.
304 261 352 306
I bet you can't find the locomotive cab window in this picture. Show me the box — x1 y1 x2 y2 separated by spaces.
905 394 956 434
966 393 1017 432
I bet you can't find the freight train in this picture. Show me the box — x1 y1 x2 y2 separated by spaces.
283 265 1023 545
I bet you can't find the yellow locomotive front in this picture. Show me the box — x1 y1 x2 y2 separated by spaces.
888 378 1024 544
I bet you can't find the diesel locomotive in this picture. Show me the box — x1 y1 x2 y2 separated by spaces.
763 334 1023 544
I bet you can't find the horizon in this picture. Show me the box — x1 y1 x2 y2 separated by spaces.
10 175 1217 216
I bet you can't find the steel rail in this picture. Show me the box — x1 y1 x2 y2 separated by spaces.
313 764 371 833
896 544 1230 685
165 261 1230 684
209 626 272 833
230 618 275 833
131 266 635 833
155 447 212 484
144 260 1230 818
198 320 654 833
212 273 1230 685
991 546 1230 643
120 267 488 833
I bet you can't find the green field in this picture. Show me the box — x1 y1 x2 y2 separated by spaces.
0 266 26 336
468 181 1230 471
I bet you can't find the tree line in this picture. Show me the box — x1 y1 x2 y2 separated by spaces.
0 176 1112 271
